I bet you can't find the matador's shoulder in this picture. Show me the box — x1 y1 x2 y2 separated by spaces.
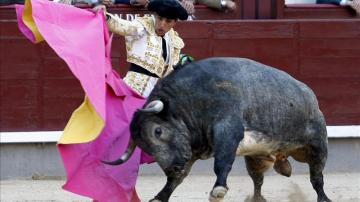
135 16 155 34
169 29 185 49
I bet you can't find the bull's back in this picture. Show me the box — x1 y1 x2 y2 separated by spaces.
169 57 324 141
181 57 318 110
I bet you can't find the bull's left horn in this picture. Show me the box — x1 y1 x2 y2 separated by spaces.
139 100 164 113
101 137 136 165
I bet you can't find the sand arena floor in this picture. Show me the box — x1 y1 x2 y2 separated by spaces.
1 173 359 202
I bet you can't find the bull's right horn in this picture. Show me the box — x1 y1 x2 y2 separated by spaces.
139 100 164 113
101 136 136 165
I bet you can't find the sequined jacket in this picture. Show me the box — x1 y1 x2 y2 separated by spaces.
107 14 185 77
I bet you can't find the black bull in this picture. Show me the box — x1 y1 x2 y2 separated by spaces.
104 58 331 202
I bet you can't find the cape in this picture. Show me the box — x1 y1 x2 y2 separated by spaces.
16 0 153 201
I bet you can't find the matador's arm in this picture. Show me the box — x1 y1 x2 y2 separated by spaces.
106 12 144 36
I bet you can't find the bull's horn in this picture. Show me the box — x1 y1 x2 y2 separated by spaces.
101 137 136 165
139 100 164 113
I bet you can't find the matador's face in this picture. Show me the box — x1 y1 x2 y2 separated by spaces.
154 14 177 37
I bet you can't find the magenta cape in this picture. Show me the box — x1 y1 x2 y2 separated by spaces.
16 0 153 201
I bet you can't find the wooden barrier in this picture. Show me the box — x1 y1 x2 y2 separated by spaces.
282 3 357 19
0 0 356 20
1 4 359 132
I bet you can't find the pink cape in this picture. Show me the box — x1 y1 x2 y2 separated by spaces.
16 0 153 201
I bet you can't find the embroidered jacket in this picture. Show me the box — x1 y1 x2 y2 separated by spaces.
107 14 185 77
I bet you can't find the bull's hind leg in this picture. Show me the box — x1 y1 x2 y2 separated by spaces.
209 118 244 202
244 155 273 202
308 143 332 202
291 121 331 202
307 119 331 202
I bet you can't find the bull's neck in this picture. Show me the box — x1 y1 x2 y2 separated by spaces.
185 117 212 156
172 109 201 151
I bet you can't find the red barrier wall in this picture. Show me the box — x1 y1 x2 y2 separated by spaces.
1 5 359 132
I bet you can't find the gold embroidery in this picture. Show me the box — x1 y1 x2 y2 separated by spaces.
123 71 154 96
109 15 185 78
107 14 141 36
137 16 155 34
127 54 164 75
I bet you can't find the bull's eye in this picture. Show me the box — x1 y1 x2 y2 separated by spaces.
154 127 162 138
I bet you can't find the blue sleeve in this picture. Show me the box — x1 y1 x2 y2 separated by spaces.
114 0 131 4
316 0 342 5
0 0 25 5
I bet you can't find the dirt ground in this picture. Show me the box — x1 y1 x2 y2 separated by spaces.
1 173 359 202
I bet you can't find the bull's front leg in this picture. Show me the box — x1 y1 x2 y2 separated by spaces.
150 160 194 202
210 118 244 202
210 149 237 202
149 176 184 202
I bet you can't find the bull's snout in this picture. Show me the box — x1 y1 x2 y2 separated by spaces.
165 165 186 175
164 158 188 175
173 165 185 173
161 155 191 176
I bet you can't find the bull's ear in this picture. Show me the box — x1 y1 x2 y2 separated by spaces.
138 100 164 113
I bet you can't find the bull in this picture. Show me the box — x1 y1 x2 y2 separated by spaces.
104 57 331 202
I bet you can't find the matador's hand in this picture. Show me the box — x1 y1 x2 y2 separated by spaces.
179 0 195 15
130 0 150 7
92 4 107 13
101 0 115 6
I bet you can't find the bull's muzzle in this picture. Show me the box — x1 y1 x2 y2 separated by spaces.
164 158 188 176
165 165 186 176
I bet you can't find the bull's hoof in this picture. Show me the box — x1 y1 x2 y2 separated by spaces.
209 186 228 202
149 199 162 202
317 196 332 202
245 195 267 202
